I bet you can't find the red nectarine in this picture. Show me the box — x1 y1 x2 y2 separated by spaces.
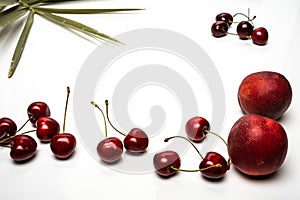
238 71 292 120
227 114 288 176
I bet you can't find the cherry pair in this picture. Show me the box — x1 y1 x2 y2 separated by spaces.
211 10 269 45
0 118 36 162
91 100 149 163
153 116 229 180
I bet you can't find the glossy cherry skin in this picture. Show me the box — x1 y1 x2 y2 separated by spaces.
211 21 228 37
185 117 210 142
36 117 60 142
97 137 123 163
199 152 228 179
153 151 181 177
50 133 76 159
27 102 51 127
0 117 17 144
124 128 149 153
237 21 253 40
10 135 37 162
216 12 233 26
252 27 268 45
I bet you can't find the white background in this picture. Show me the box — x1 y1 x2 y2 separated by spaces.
0 0 299 199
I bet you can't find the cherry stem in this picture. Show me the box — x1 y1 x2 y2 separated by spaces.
0 132 6 140
0 129 36 144
170 163 222 172
105 100 126 137
205 130 227 146
62 87 70 133
17 115 33 132
164 136 204 159
0 144 11 148
91 101 108 138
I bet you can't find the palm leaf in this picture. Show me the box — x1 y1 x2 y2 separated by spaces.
0 6 27 28
35 10 121 44
8 11 34 78
0 0 17 6
34 7 143 14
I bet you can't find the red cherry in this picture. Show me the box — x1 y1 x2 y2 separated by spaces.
36 117 60 142
10 135 37 162
185 116 210 142
216 12 233 26
153 151 181 177
50 133 76 159
27 102 51 127
50 87 76 159
199 152 228 179
237 21 253 39
0 117 17 144
252 27 268 45
97 137 123 163
105 100 149 153
124 128 149 153
211 21 228 37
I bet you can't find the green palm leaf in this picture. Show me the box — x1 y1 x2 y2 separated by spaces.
8 11 34 78
0 0 17 6
35 10 121 44
34 7 143 14
0 6 28 28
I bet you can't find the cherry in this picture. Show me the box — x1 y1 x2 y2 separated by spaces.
200 152 228 179
10 135 37 162
36 117 60 142
27 102 51 127
164 136 229 180
211 21 228 37
153 150 181 177
251 27 268 45
50 133 76 159
0 117 17 144
97 137 123 163
50 87 76 159
237 21 253 39
216 12 233 27
185 116 210 142
105 100 149 153
91 101 123 163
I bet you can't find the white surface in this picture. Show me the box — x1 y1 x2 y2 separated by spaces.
0 0 299 199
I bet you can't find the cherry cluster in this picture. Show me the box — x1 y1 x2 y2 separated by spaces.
91 100 149 163
0 87 76 163
211 11 269 45
153 116 230 180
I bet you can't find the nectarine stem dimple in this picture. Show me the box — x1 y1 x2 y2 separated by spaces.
105 100 126 137
91 101 108 138
164 136 204 159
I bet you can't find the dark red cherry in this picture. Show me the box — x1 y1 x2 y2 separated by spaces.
252 27 268 45
153 150 181 177
185 116 210 142
10 135 37 162
36 117 60 142
237 21 253 40
0 117 17 144
27 102 51 127
199 152 228 179
211 21 228 37
97 137 123 163
216 12 233 26
50 133 76 159
124 128 149 153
